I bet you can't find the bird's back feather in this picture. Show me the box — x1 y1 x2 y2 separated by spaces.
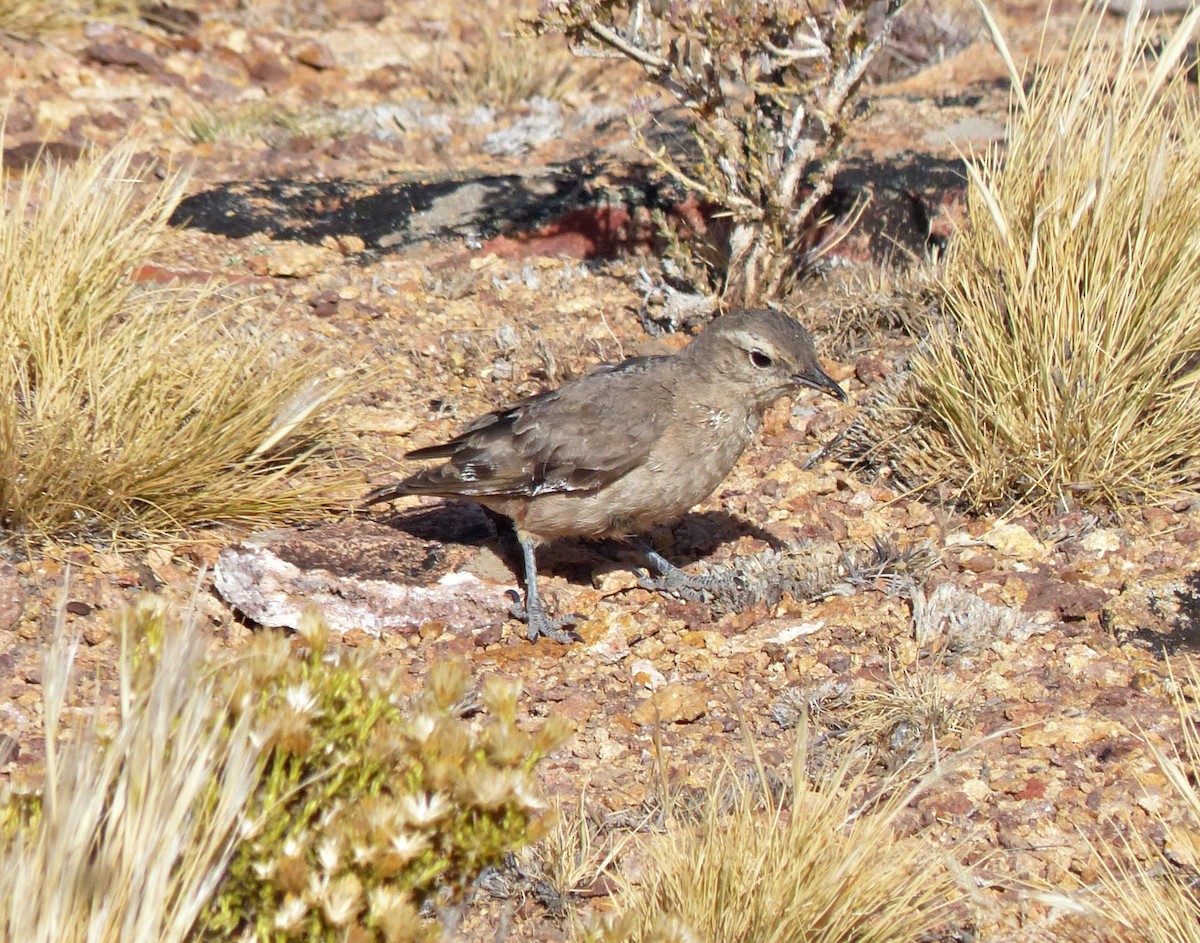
362 355 673 507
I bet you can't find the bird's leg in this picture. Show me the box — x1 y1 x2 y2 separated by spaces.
633 540 725 603
510 530 582 644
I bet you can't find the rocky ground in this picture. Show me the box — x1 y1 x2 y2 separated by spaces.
3 1 1200 940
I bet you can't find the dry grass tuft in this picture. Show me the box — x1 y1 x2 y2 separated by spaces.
1088 659 1200 942
0 595 263 943
843 655 972 761
0 0 135 33
518 789 631 916
182 103 318 146
904 2 1200 511
594 721 965 943
0 143 349 537
420 19 602 109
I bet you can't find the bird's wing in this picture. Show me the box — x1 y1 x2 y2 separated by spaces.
393 356 672 499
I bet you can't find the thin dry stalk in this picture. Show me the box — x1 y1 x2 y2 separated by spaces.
0 143 350 536
1087 658 1200 943
907 2 1200 511
597 721 964 943
523 789 632 912
0 595 264 943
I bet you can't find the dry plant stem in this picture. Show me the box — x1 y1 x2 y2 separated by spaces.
1087 657 1200 941
539 0 909 305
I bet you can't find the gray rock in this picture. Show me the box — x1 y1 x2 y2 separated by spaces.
214 515 514 636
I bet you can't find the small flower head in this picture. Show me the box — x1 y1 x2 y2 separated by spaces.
273 895 309 933
400 792 451 828
318 873 363 927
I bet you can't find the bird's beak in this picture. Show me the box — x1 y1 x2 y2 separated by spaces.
794 365 848 402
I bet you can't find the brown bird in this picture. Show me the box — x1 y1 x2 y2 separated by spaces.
363 307 847 643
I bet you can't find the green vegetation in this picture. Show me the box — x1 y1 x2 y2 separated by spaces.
201 615 572 942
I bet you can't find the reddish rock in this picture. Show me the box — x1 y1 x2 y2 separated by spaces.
854 355 890 385
243 50 292 85
85 42 161 73
0 565 24 633
293 40 336 70
330 0 388 22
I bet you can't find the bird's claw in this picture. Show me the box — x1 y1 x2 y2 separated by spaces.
508 595 582 644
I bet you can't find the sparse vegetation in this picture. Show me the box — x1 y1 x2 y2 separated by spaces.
421 17 603 108
518 789 631 916
182 103 318 146
902 1 1200 511
536 0 910 305
591 721 966 943
0 598 572 943
0 143 348 537
843 653 971 759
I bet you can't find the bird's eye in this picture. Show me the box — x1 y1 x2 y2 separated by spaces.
749 349 773 369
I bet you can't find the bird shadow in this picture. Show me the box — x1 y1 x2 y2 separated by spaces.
371 502 780 585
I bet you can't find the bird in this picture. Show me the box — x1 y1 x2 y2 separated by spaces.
362 307 847 643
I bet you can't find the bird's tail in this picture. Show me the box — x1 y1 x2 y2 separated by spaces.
360 479 414 508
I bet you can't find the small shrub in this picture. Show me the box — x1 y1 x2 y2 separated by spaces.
0 143 349 536
535 0 910 305
200 614 574 942
904 2 1200 511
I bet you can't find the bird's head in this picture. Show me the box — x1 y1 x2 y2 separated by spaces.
684 307 847 412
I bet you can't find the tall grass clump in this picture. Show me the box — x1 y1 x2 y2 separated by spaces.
0 144 346 536
0 596 263 943
593 721 965 943
908 1 1200 511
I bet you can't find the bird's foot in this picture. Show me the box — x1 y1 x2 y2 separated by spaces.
508 595 582 644
636 549 723 604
